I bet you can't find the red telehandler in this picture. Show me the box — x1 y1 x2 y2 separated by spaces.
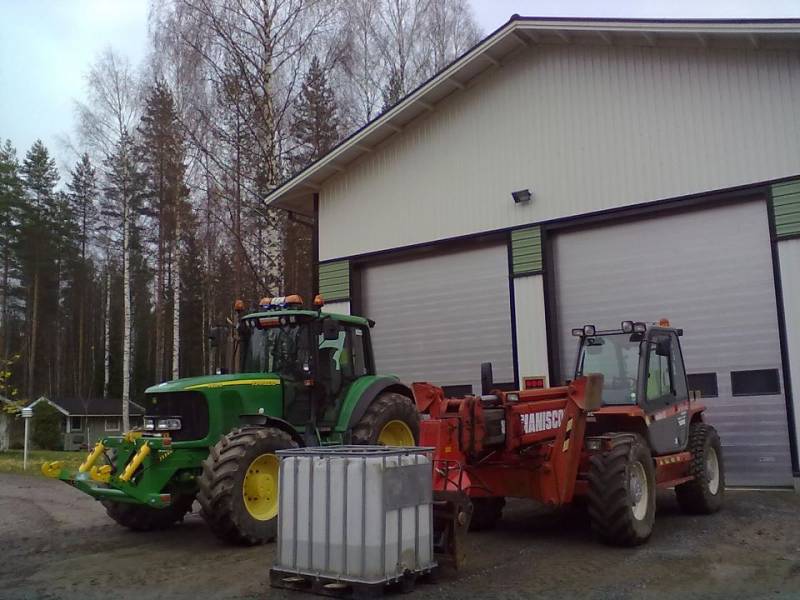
420 320 724 566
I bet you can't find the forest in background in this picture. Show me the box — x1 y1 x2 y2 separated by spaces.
0 0 482 429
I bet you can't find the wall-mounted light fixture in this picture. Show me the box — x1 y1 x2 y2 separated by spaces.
511 189 532 204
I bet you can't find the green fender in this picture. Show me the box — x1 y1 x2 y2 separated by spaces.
334 375 414 434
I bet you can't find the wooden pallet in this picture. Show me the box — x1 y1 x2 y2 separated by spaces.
269 567 438 599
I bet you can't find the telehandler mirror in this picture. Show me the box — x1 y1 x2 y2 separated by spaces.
322 318 340 341
481 362 494 395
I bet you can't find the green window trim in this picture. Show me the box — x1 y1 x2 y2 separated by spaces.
511 226 543 276
319 260 350 302
772 179 800 239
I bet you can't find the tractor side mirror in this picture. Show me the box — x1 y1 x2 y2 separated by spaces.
322 318 340 341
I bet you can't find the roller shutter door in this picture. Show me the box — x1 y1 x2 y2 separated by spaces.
362 243 515 395
553 199 792 487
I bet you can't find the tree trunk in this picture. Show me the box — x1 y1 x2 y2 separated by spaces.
0 241 9 360
103 266 112 400
122 199 132 432
171 216 181 380
27 269 40 401
155 223 165 384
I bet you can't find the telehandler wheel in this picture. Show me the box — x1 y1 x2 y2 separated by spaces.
102 495 194 531
468 497 505 531
587 434 656 546
197 426 297 545
351 392 420 446
675 423 725 514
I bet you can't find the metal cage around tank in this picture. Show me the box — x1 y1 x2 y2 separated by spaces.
272 446 436 587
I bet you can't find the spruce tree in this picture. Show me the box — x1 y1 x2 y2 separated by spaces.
0 140 23 361
67 153 98 263
18 140 61 400
67 153 98 397
138 81 189 382
291 55 341 171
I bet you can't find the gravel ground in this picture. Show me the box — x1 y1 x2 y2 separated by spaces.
1 473 799 600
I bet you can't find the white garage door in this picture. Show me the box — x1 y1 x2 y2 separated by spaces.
362 243 515 395
553 199 792 487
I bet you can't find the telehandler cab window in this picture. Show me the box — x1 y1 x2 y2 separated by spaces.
577 334 640 405
644 332 688 407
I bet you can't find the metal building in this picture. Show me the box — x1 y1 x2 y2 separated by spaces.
267 18 800 488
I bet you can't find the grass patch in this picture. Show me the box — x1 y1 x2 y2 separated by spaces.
0 449 84 476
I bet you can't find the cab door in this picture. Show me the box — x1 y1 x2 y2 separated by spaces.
640 330 691 455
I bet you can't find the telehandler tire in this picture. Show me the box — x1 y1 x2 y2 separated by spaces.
102 495 194 531
587 434 656 546
675 423 724 514
351 392 419 446
469 497 505 531
197 426 297 545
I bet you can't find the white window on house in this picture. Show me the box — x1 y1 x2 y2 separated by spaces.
105 417 121 431
70 416 82 431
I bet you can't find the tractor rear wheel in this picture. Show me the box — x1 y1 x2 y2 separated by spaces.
351 392 419 446
197 426 297 545
675 423 725 514
102 495 194 531
587 434 656 546
468 497 505 531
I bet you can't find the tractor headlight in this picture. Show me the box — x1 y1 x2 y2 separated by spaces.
144 418 155 431
156 418 182 431
583 324 596 336
621 321 634 333
633 322 647 333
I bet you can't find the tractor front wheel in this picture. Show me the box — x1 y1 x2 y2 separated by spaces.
197 426 297 545
102 495 194 531
675 423 725 514
351 392 419 446
587 434 656 546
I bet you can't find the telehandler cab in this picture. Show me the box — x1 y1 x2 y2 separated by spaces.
422 320 723 564
43 294 419 545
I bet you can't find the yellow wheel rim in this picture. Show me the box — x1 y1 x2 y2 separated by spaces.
377 420 415 446
242 453 279 521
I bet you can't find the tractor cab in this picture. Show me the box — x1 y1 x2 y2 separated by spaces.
234 295 376 436
573 319 693 454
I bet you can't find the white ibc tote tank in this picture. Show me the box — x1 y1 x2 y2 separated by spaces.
273 446 435 585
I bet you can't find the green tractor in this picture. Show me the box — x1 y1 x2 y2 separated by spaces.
43 294 419 544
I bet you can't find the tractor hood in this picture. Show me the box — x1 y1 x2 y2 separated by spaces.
145 372 282 394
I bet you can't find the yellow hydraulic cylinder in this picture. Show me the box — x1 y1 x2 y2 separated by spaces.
119 443 151 482
79 442 105 473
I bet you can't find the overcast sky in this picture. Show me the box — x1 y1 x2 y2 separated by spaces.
1 0 798 176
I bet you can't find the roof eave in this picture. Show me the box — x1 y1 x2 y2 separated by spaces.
265 17 800 211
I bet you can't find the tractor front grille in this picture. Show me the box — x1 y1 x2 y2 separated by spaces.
144 391 209 441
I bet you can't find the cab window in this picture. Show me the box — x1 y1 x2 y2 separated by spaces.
318 323 369 381
645 332 687 406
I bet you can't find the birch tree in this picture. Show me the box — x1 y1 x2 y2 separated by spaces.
102 130 146 431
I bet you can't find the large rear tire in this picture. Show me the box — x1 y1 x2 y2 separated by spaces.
587 434 656 546
197 426 297 545
468 497 505 531
103 495 194 531
351 392 419 446
675 423 725 514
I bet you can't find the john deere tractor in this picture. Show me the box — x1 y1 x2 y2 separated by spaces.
43 295 419 544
